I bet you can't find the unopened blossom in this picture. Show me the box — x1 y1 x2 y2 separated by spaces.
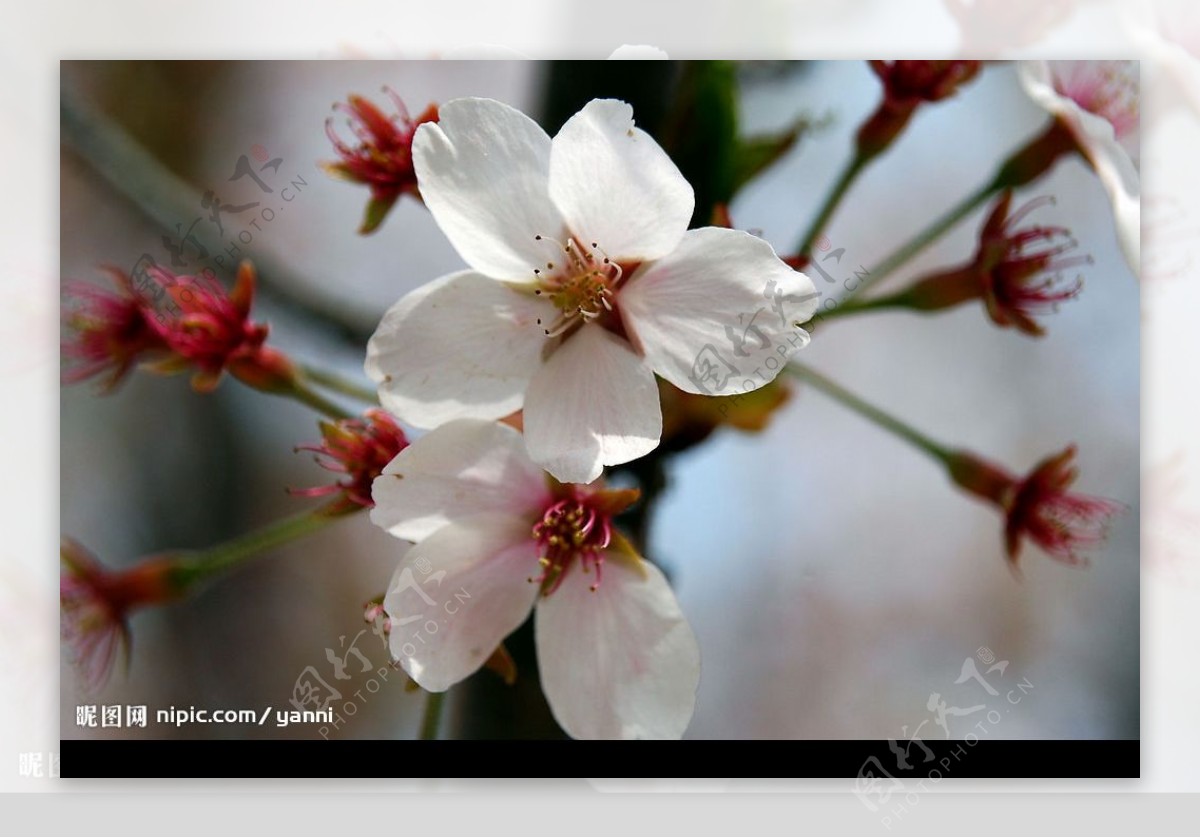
871 60 982 106
370 419 701 740
892 191 1090 336
947 445 1125 567
323 90 439 233
291 408 409 513
144 261 296 393
367 97 818 484
61 267 168 390
859 61 981 156
61 539 182 689
1019 61 1140 272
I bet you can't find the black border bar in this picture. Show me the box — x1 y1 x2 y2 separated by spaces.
60 739 1139 779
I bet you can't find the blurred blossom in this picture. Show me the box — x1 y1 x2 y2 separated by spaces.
61 267 167 391
1126 1 1200 127
858 61 980 157
322 90 439 234
370 419 700 740
1143 192 1198 284
1145 458 1200 583
870 60 981 107
1020 61 1141 273
974 195 1087 335
60 540 180 690
366 97 817 484
948 445 1126 568
943 0 1078 56
62 261 297 395
896 192 1089 337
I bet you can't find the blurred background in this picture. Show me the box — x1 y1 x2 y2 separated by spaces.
59 60 1139 741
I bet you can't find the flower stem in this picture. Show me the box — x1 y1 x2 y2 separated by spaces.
284 377 354 420
172 503 349 590
787 362 952 464
849 177 1000 299
60 88 371 345
813 290 912 322
845 123 1076 301
419 690 447 740
796 154 867 259
299 363 380 405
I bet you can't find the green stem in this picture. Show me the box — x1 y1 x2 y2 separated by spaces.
284 377 354 420
796 154 867 259
299 363 380 405
787 362 952 464
814 290 912 322
172 504 348 589
419 690 447 740
845 122 1077 301
849 177 1000 298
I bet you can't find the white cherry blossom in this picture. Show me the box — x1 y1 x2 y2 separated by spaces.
371 418 701 740
366 96 818 483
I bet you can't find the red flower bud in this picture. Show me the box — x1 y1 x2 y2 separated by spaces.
858 61 981 157
870 60 982 106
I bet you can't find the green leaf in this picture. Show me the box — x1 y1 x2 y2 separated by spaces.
732 114 826 194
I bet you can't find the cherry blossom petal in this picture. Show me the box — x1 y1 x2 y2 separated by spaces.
385 512 540 693
619 227 818 395
371 419 550 543
365 271 554 428
523 324 661 484
412 97 567 281
1019 62 1141 273
549 99 694 263
534 556 700 740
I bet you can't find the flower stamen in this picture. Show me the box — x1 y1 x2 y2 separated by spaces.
531 235 625 338
529 497 614 594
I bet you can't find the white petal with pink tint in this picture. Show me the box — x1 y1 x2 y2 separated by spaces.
1019 61 1141 274
523 324 661 484
371 419 550 543
620 227 818 395
534 557 700 740
413 98 566 281
365 271 553 428
385 513 540 693
549 99 694 262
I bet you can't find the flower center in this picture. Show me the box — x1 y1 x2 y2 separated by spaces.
530 235 624 338
530 498 613 594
